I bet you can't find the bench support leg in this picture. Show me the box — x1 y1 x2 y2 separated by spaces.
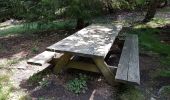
53 53 72 74
93 57 116 86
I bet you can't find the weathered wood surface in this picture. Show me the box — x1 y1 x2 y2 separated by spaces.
27 51 56 66
93 57 117 86
115 34 140 85
47 24 122 58
53 53 72 74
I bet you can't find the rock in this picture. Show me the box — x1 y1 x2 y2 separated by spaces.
150 97 156 100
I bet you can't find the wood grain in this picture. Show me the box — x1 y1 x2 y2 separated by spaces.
115 34 140 85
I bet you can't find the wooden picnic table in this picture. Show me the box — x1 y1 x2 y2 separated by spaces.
46 24 122 85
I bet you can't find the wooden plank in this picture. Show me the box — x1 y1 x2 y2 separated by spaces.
115 35 131 81
27 51 56 66
128 35 140 85
115 34 140 85
66 61 100 73
53 53 72 74
93 57 117 86
47 24 122 58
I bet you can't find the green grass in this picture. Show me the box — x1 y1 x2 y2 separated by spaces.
129 27 170 56
130 18 170 78
158 70 170 77
31 47 39 54
0 20 76 37
0 75 13 100
118 84 144 100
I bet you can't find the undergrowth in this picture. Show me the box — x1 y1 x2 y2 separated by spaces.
117 84 144 100
66 73 88 94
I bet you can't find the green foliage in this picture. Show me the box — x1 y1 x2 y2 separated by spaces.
14 0 61 21
31 47 39 54
161 56 170 66
66 73 88 94
158 70 170 77
111 0 135 9
63 0 103 20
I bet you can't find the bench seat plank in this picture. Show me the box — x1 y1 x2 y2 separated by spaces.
115 36 131 81
27 51 56 66
115 34 140 85
128 35 140 84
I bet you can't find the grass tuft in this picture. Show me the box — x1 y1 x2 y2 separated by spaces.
117 84 144 100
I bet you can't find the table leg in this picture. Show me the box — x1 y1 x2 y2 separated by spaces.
93 57 116 86
53 53 72 74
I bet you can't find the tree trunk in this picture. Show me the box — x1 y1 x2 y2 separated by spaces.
143 0 159 22
76 18 85 30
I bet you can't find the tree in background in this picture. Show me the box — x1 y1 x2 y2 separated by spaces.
63 0 103 29
143 0 160 22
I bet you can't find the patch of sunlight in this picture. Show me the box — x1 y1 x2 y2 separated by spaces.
0 58 20 68
134 18 170 29
0 25 16 30
0 75 14 100
9 89 27 100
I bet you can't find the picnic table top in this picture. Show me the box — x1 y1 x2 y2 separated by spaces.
47 24 122 58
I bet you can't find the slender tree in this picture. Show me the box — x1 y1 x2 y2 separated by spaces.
143 0 160 22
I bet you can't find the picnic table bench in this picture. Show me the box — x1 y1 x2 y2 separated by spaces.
27 24 140 85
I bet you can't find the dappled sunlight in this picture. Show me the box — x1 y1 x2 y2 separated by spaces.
0 51 29 68
47 24 122 57
0 25 16 31
134 18 170 29
11 51 28 59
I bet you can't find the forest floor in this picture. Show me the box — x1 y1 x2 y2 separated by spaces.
0 7 170 100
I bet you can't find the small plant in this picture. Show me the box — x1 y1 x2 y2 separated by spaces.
66 73 88 94
31 47 39 53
